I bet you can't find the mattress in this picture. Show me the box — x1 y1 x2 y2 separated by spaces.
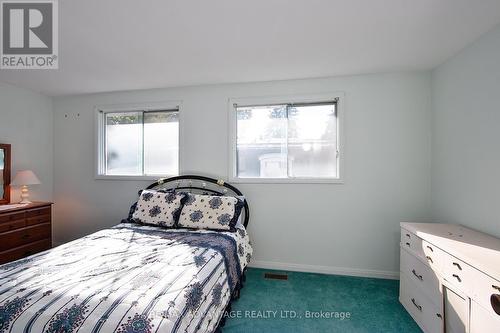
0 222 252 333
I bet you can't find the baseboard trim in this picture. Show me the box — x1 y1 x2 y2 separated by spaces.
248 260 400 280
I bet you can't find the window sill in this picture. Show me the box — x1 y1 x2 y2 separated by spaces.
95 175 176 181
228 177 344 184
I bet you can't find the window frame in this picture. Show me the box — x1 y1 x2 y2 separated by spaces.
95 101 183 180
228 93 345 184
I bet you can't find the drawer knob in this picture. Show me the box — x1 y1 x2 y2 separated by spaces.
405 233 411 238
492 285 500 292
452 274 462 282
411 298 422 312
491 294 500 315
426 245 433 252
412 269 423 281
452 262 462 270
405 242 410 247
426 255 433 263
436 313 442 319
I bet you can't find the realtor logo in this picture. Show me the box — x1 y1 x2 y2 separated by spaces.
1 0 58 69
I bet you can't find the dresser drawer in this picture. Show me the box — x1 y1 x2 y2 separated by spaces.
421 240 444 273
0 239 51 265
0 211 25 223
0 219 25 232
26 206 51 218
441 253 476 296
26 214 51 226
400 273 443 333
400 247 442 304
472 271 500 319
401 228 424 259
0 223 51 251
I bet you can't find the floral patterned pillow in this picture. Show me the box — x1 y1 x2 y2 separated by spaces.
177 193 244 231
131 189 186 227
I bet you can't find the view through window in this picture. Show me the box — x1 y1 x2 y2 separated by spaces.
235 101 339 179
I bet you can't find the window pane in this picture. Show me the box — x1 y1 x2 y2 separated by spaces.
105 112 143 175
288 104 337 178
144 111 179 175
236 105 287 178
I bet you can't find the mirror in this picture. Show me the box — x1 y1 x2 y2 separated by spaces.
0 144 11 205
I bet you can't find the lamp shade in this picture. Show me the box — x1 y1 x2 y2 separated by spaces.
11 170 41 186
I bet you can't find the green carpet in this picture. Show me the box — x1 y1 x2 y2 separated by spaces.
223 268 422 333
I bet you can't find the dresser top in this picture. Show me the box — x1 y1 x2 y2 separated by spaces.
0 202 52 214
401 222 500 279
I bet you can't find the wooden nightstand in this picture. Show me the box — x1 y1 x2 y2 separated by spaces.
0 202 52 264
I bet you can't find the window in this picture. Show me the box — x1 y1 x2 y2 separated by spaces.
97 106 179 178
230 96 341 182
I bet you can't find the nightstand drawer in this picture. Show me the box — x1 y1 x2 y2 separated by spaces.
0 239 51 264
0 223 51 251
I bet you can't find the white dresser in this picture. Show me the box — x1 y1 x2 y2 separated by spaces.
399 223 500 333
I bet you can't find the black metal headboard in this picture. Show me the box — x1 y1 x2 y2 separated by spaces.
146 175 249 228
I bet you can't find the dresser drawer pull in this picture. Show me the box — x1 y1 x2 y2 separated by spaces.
405 233 410 238
412 269 423 281
436 313 442 319
405 242 410 247
426 245 433 252
452 262 462 270
426 255 433 263
411 298 422 312
452 274 462 282
493 285 500 292
492 294 500 315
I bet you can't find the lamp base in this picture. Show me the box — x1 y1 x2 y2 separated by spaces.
19 185 31 204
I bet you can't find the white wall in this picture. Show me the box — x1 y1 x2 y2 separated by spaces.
53 72 432 278
431 24 500 238
0 82 53 202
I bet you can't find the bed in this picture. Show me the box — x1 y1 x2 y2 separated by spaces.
0 175 252 333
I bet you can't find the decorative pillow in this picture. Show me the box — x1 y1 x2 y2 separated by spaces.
131 189 186 227
177 193 244 231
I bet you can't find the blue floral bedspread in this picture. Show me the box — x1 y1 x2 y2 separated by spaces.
0 223 252 333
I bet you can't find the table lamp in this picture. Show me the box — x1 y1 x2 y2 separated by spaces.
11 170 41 204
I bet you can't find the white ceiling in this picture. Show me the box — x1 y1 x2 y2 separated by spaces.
1 0 500 96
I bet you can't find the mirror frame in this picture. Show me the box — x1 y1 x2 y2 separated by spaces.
0 144 11 205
